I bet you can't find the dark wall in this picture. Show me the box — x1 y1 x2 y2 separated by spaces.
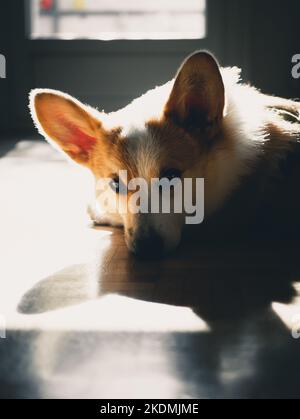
0 0 300 138
0 1 33 137
213 0 300 99
0 3 14 136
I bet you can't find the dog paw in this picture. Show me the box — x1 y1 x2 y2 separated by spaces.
87 204 123 227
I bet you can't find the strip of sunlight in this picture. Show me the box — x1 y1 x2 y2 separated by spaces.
0 141 112 314
272 283 300 332
7 296 210 333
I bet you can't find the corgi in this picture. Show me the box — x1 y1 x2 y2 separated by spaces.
29 51 300 257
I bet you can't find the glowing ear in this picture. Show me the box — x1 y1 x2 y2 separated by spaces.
29 89 102 165
165 51 225 139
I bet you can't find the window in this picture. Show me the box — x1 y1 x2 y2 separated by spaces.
30 0 206 40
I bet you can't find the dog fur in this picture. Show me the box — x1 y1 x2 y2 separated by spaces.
29 51 300 255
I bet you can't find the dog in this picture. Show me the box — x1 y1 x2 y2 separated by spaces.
29 51 300 257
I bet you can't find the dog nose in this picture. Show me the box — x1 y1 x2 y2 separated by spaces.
132 232 164 259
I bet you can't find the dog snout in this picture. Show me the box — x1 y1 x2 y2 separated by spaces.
129 231 164 259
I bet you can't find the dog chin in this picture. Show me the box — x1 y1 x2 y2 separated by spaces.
89 203 182 257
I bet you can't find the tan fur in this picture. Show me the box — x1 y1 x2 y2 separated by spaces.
29 51 300 254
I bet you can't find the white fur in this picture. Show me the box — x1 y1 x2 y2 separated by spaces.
29 66 274 253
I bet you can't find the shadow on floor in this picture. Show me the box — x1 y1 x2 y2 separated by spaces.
13 233 300 398
18 234 299 323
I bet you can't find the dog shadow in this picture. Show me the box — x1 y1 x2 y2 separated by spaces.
18 232 300 328
17 231 300 398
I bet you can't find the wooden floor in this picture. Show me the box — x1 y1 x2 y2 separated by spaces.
0 139 300 399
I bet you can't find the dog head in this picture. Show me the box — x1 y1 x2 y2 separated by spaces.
30 51 228 257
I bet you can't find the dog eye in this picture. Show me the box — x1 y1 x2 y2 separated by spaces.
160 168 182 181
109 177 120 193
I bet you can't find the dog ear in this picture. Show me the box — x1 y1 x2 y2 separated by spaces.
165 51 225 139
29 89 104 165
